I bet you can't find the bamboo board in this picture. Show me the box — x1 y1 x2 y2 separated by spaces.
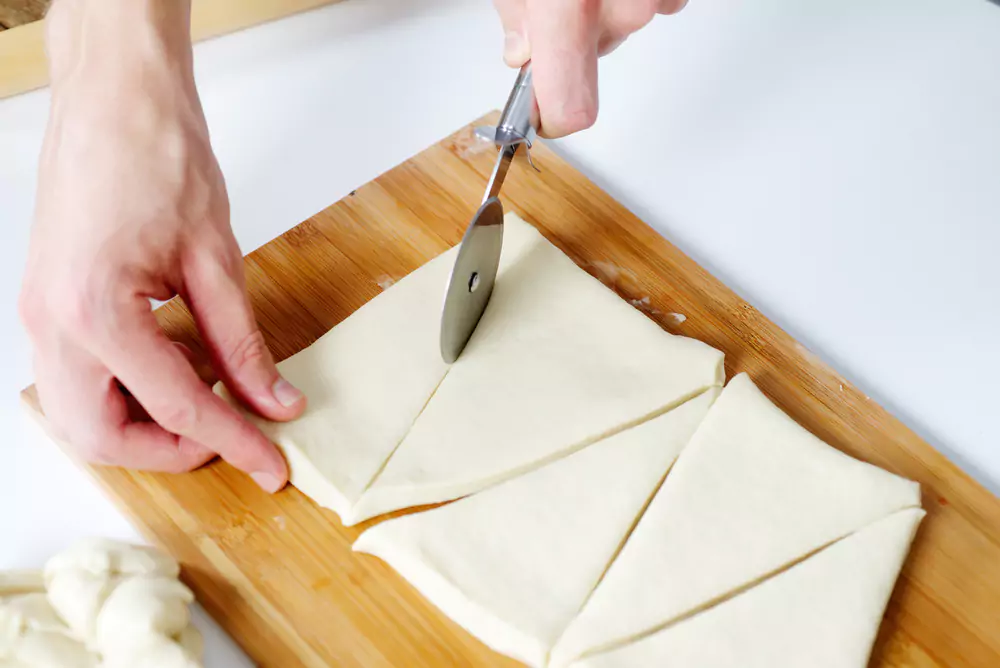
0 0 343 100
21 113 1000 667
0 0 48 29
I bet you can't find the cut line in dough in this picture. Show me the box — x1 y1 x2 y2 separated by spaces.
349 214 724 523
216 214 541 522
221 213 722 526
354 387 720 667
571 508 925 668
549 373 921 667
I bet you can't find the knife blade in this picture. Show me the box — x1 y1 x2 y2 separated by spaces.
439 63 538 363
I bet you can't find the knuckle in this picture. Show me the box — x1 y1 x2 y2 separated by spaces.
190 229 241 275
225 329 272 376
557 106 599 136
222 424 271 472
50 276 114 335
34 386 112 463
164 453 204 474
57 290 95 333
155 399 202 436
17 288 44 334
199 245 234 278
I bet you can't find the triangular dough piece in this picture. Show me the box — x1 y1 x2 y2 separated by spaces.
216 214 540 521
350 215 725 523
573 508 925 668
550 373 921 666
354 388 720 667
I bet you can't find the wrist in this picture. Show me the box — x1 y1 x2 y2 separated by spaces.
45 0 207 138
46 0 198 108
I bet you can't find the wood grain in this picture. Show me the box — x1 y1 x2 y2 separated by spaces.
21 113 1000 667
0 0 343 99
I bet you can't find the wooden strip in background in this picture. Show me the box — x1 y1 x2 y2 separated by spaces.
19 113 1000 666
0 0 343 100
0 0 48 29
0 21 43 97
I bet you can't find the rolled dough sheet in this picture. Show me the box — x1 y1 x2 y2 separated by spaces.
354 387 720 668
572 508 925 668
216 214 540 521
549 373 922 667
350 215 725 523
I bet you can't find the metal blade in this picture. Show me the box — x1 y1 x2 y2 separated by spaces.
440 196 505 363
484 143 517 202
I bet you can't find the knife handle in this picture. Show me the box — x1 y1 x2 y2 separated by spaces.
496 63 538 147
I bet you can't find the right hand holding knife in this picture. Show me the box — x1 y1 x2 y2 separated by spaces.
493 0 689 138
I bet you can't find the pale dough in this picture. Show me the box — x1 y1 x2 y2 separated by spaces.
219 212 722 526
217 212 541 522
1 629 97 668
350 214 724 523
549 373 922 667
0 574 44 598
572 508 925 668
354 388 719 667
0 593 95 668
0 595 64 634
0 539 202 668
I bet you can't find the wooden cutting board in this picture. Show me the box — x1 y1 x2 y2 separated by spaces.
20 113 1000 667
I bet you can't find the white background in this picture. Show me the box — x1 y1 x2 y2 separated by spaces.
1 0 998 664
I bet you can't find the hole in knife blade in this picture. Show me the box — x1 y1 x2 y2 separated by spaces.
468 272 480 293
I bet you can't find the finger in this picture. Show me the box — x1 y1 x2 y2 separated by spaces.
34 340 214 473
183 240 304 423
171 341 217 386
526 0 601 138
173 340 197 365
597 0 657 55
658 0 689 15
493 0 530 66
93 298 289 493
597 32 629 58
114 342 215 423
601 0 657 37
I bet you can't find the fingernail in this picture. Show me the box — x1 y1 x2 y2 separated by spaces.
251 471 284 494
504 30 528 65
272 378 303 407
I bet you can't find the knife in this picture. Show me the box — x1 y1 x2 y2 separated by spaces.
440 63 539 363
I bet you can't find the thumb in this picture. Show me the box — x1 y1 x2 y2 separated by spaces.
526 0 601 138
494 0 531 66
185 245 306 422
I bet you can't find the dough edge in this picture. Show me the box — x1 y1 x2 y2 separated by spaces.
353 528 550 668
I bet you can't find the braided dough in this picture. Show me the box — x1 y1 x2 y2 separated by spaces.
0 539 202 668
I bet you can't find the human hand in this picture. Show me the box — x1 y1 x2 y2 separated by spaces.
19 0 304 492
494 0 688 137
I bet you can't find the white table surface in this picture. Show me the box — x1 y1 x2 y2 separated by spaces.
1 0 998 664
